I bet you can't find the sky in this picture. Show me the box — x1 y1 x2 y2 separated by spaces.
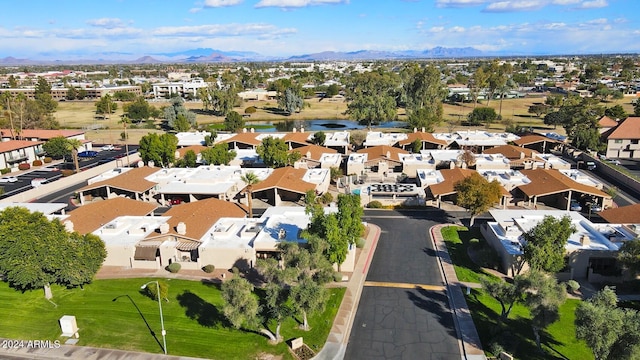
1 0 638 59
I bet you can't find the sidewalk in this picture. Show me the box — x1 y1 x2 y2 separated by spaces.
312 223 381 360
430 224 487 360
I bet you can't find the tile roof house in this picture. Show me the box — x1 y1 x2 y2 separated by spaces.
135 198 248 270
65 197 158 235
598 204 640 225
427 168 510 208
598 115 619 134
0 129 85 142
0 140 45 171
78 166 160 205
223 132 262 149
604 116 640 159
283 132 312 148
517 168 611 210
289 144 338 169
481 209 637 280
251 166 319 206
512 134 563 153
396 131 448 151
355 145 410 175
482 145 539 169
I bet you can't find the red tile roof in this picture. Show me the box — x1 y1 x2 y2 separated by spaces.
80 167 159 193
397 132 447 147
518 169 609 197
251 166 316 194
223 133 261 146
66 198 158 235
599 204 640 224
0 140 43 153
598 115 619 128
607 117 640 140
512 134 562 146
147 198 247 241
290 144 337 161
283 132 312 145
428 168 476 196
483 145 538 160
357 145 409 162
176 145 208 158
0 129 84 140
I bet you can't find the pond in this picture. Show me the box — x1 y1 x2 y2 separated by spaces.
244 119 409 132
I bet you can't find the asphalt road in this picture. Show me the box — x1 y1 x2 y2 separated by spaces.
344 209 461 360
0 145 138 201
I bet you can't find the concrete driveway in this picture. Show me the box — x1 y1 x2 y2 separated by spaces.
344 209 462 360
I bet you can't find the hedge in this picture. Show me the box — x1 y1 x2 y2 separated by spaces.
167 262 181 273
18 163 30 171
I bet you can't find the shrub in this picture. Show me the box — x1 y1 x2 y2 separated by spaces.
244 106 257 114
61 169 74 177
202 264 215 273
32 160 43 166
167 262 181 273
0 168 10 175
142 281 169 302
320 192 333 204
43 157 52 163
566 280 580 293
333 272 343 282
18 163 30 171
367 201 383 208
356 238 366 248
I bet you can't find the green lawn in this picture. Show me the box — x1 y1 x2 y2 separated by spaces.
440 226 499 283
441 226 593 359
467 290 592 360
0 278 345 360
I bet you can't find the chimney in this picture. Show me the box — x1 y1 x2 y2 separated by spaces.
176 222 186 235
306 151 312 159
148 160 155 168
293 127 297 133
386 151 391 158
413 127 417 133
580 234 590 247
300 127 304 133
159 223 170 234
63 220 74 232
250 128 254 133
421 127 425 133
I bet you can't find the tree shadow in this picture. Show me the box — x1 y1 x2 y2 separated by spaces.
177 290 228 328
405 287 457 338
112 294 164 353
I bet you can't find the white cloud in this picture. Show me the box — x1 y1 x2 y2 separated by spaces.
255 0 347 8
484 1 546 12
585 18 607 25
551 0 580 4
577 0 608 9
429 26 445 32
189 7 203 13
435 0 487 8
152 23 296 37
451 26 466 32
204 0 243 7
86 18 125 29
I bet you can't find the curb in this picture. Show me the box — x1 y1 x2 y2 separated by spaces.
430 224 486 360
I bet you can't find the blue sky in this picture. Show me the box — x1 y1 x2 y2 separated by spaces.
1 0 638 59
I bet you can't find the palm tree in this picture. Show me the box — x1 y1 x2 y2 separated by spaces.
66 139 83 174
118 116 131 166
241 172 260 218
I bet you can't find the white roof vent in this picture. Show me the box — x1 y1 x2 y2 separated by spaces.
176 222 187 235
159 223 170 234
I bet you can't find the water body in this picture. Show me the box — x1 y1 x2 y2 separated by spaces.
245 119 409 132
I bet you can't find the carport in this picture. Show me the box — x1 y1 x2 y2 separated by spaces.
517 169 611 210
77 167 159 205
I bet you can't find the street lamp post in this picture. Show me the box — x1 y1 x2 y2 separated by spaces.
141 281 167 355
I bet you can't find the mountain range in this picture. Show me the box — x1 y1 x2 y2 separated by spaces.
0 47 489 65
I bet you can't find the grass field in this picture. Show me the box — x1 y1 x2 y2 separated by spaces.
440 226 592 359
0 278 345 360
58 95 636 144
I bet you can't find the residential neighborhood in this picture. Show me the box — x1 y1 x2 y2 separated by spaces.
0 52 640 360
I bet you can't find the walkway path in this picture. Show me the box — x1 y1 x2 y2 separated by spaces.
430 224 486 360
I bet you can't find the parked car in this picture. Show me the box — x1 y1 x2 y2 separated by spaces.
0 176 18 183
586 161 596 170
589 203 602 213
605 158 621 166
570 200 582 211
101 145 115 151
77 150 99 158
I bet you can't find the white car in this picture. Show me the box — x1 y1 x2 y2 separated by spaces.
102 145 115 151
0 176 18 183
605 159 621 166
